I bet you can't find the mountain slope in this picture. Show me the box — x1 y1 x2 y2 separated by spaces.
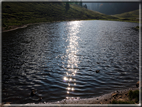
84 3 139 15
112 9 139 21
2 2 117 30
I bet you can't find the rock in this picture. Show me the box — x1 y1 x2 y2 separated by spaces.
96 70 100 73
3 102 11 106
118 98 125 102
5 102 11 104
118 95 122 98
111 93 118 97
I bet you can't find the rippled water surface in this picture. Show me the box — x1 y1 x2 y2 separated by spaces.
2 20 139 104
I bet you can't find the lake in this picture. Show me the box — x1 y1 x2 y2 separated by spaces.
2 20 139 104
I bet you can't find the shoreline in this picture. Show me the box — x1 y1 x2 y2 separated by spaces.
12 87 139 105
2 87 140 106
2 21 54 33
49 87 140 104
2 19 138 33
2 19 83 33
2 24 30 33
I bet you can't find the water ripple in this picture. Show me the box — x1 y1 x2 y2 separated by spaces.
2 20 139 103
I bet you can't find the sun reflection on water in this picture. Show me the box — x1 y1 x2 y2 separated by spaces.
63 21 81 99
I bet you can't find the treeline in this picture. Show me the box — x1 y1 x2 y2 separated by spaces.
69 1 87 9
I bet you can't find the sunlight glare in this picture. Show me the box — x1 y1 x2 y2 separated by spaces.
64 77 68 81
71 87 74 91
67 87 71 90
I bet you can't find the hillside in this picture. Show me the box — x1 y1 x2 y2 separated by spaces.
2 2 117 30
84 3 139 15
112 9 139 22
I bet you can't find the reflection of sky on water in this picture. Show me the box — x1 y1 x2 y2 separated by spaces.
63 21 81 99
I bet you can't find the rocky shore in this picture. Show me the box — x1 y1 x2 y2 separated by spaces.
53 88 140 104
1 81 141 106
24 88 140 105
41 81 140 105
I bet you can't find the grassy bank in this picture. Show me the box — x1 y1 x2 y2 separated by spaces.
2 2 118 31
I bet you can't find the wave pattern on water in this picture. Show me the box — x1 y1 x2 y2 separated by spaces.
2 20 139 104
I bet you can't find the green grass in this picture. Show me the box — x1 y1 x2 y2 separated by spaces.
2 2 118 30
3 2 138 30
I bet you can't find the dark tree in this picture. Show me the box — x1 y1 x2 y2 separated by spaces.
83 4 87 9
65 3 70 12
79 0 82 7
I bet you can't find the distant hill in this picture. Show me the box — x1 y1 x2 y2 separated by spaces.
2 2 117 30
84 3 139 15
112 9 139 21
